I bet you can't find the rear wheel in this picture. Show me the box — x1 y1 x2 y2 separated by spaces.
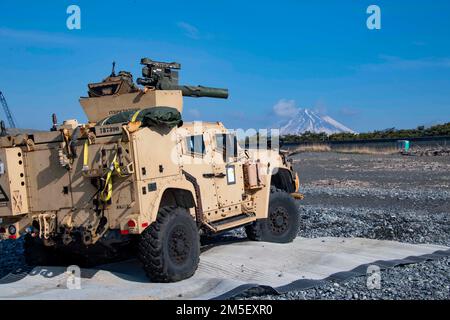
245 187 299 243
138 206 200 282
23 234 57 266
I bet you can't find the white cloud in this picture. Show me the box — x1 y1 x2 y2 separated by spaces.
273 99 299 117
412 41 426 47
313 98 328 115
177 22 200 40
187 108 201 119
359 55 450 72
0 27 76 45
339 107 360 117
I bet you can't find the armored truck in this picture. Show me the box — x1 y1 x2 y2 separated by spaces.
0 58 301 282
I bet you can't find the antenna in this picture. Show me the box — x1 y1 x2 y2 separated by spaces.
111 61 116 77
50 113 58 131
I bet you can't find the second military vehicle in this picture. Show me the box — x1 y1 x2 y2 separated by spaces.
0 58 301 282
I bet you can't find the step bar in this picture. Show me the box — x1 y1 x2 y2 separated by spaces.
206 213 256 232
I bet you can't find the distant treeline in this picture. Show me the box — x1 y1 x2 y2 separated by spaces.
281 122 450 143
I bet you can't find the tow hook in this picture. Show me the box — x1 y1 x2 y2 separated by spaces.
62 231 74 245
291 192 304 200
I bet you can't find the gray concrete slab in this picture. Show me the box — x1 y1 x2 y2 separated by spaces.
0 237 448 300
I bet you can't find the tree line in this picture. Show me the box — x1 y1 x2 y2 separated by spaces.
281 122 450 143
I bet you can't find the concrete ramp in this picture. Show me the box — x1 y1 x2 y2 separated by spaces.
0 237 449 300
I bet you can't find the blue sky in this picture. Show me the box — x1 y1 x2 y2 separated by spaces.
0 0 449 132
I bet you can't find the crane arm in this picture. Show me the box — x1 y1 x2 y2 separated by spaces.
0 91 17 128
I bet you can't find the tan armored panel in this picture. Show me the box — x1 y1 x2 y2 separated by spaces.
79 90 183 123
25 146 72 211
0 147 29 216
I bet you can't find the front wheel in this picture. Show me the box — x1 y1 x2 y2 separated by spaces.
245 187 300 243
138 206 200 282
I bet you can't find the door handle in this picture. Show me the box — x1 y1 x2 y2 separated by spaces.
203 172 226 178
203 173 215 178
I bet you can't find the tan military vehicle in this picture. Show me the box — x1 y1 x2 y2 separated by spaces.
0 58 301 282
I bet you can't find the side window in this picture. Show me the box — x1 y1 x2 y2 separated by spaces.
215 134 238 161
186 135 205 156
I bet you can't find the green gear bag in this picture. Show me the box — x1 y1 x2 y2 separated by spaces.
97 109 138 125
97 107 182 128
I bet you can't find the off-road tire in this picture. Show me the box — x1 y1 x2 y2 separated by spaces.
245 187 299 243
23 234 57 266
138 206 200 282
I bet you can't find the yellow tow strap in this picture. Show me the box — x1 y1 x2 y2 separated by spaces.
100 170 113 202
99 146 126 202
131 109 142 122
82 138 126 203
83 140 89 170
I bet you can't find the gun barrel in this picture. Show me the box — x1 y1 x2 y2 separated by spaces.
137 78 229 99
176 85 228 99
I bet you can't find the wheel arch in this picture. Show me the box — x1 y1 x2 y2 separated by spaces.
158 188 196 210
270 167 297 193
145 181 199 226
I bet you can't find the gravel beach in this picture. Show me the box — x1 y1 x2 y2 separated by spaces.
237 152 450 300
1 152 449 299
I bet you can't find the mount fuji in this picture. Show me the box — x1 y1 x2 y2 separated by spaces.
277 108 356 135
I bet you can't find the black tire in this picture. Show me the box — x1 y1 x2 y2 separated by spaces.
138 206 200 282
245 187 299 243
23 234 57 266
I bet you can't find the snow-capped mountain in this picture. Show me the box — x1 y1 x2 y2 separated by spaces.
277 108 356 135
